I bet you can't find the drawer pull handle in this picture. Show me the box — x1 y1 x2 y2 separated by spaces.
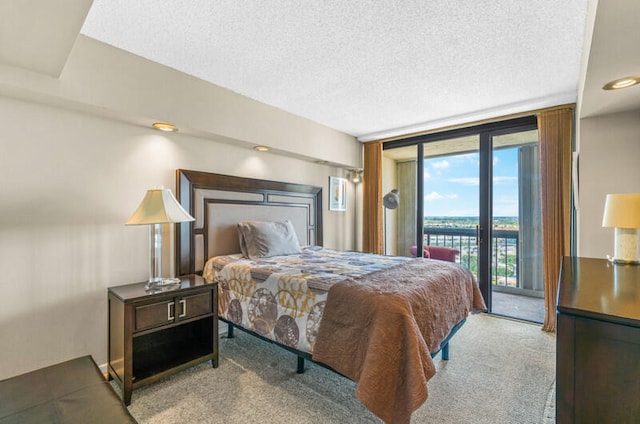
167 301 175 321
179 299 187 318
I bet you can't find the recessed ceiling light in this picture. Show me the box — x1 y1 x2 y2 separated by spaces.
254 145 270 152
602 76 640 90
152 122 178 132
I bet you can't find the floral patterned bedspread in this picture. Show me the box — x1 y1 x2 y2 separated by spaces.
202 246 410 353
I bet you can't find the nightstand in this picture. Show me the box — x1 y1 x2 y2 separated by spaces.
107 275 218 405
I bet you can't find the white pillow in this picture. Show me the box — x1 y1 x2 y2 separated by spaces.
237 220 302 259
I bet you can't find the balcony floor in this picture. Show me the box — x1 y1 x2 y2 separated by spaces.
491 291 544 323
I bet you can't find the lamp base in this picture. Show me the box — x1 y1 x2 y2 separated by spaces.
145 278 182 291
611 228 640 265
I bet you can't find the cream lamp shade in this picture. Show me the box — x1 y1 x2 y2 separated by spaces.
126 188 194 225
126 188 194 289
602 193 640 264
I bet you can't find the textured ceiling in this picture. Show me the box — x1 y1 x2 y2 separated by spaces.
81 0 589 141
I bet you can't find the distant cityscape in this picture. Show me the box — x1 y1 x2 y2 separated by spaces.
423 216 519 286
424 216 518 230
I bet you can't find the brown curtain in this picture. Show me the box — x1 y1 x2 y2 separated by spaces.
538 108 573 332
363 142 383 253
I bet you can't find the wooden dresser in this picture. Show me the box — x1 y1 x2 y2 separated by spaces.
556 256 640 423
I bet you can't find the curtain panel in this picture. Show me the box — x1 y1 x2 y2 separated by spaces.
363 142 383 254
538 108 573 332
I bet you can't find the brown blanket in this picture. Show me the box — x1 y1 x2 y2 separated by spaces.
312 259 486 424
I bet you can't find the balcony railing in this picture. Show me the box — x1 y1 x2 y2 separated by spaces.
423 226 521 290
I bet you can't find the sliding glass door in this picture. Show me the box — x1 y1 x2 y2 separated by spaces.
422 136 480 279
490 129 544 321
383 116 543 322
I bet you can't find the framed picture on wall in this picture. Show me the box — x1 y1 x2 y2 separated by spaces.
329 176 347 211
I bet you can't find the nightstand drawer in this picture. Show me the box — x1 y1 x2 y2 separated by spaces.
180 291 212 321
135 299 174 332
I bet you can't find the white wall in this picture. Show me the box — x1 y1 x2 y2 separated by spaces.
0 26 362 378
577 109 640 258
0 95 358 379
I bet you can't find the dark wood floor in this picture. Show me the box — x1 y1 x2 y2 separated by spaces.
491 291 545 323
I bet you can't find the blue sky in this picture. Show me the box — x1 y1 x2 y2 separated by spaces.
423 148 519 217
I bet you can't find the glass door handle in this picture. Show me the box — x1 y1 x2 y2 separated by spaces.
475 225 480 245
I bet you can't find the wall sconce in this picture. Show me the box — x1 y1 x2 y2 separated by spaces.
602 193 640 264
350 169 363 184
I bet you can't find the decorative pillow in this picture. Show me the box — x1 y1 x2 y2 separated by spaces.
237 220 302 259
425 246 459 262
409 245 430 258
409 245 459 262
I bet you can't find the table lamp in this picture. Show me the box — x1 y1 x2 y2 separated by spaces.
126 188 195 289
602 193 640 264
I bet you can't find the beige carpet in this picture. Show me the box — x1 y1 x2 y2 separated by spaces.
117 314 556 423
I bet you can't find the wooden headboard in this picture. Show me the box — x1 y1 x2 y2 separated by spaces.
175 169 323 275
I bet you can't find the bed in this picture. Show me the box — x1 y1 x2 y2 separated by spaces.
175 169 486 424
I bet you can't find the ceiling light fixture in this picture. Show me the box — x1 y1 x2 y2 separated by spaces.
152 122 178 132
602 76 640 90
254 145 270 152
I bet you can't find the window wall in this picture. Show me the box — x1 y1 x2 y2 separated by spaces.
383 116 544 323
